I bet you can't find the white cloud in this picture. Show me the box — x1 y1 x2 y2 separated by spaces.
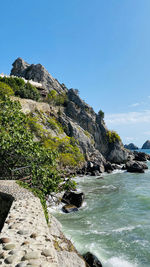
105 110 150 125
130 103 140 107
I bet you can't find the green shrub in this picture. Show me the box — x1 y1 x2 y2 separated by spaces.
0 82 14 97
15 82 40 101
98 109 104 120
106 130 121 143
0 96 62 195
0 77 40 101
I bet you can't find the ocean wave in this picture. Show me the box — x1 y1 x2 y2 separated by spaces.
111 225 141 233
103 257 137 267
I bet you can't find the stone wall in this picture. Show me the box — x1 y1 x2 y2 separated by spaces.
0 181 86 267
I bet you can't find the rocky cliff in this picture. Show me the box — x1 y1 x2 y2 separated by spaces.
10 58 129 171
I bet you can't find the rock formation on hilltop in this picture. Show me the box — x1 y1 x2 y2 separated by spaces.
124 143 138 150
10 58 130 172
11 57 67 94
142 140 150 149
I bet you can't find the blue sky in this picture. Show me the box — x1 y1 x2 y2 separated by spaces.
1 0 150 147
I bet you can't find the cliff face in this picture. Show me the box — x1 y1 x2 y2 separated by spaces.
11 58 67 94
10 58 129 166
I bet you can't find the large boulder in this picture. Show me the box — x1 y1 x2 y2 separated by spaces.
61 191 85 208
83 252 102 267
62 205 78 213
126 161 148 173
133 151 147 162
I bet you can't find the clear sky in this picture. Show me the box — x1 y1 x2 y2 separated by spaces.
1 0 150 147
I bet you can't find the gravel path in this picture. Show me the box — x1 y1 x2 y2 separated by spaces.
0 180 34 200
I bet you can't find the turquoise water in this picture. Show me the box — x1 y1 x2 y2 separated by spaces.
51 150 150 267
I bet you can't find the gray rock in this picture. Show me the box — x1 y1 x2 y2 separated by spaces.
5 255 16 264
15 263 26 267
22 251 40 260
11 58 67 94
61 191 84 208
126 161 148 173
62 205 78 213
124 143 138 150
142 140 150 149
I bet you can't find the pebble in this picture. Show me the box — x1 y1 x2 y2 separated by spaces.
0 238 11 244
3 243 15 250
5 255 16 264
15 263 26 267
17 230 28 235
41 249 53 257
22 251 40 260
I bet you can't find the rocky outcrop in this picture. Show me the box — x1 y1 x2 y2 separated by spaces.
124 143 138 150
62 205 78 213
142 140 150 149
10 58 129 165
11 58 67 94
65 89 129 163
83 252 102 267
61 191 85 208
126 161 148 173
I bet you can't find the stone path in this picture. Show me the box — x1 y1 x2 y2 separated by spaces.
0 181 86 267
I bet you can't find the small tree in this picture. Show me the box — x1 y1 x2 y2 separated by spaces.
98 109 104 120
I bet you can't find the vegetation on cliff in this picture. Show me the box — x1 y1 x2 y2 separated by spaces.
0 95 78 196
0 76 40 101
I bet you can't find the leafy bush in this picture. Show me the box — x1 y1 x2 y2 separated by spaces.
98 109 104 120
46 90 68 106
0 96 62 195
106 130 121 143
0 77 40 101
15 82 40 101
0 82 14 97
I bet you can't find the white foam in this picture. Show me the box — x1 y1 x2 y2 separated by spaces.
103 257 137 267
111 225 141 233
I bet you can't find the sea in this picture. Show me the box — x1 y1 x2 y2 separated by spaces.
49 149 150 267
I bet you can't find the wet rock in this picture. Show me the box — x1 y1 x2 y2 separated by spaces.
62 205 78 213
61 191 84 208
133 151 147 162
126 161 148 173
83 252 102 267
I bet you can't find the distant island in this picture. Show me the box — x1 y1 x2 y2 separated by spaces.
124 143 138 150
142 140 150 149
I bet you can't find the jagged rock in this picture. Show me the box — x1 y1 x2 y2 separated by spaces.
62 205 78 213
124 143 138 150
61 191 85 208
10 58 129 167
126 161 148 173
133 151 147 162
66 89 129 164
83 252 102 267
142 140 150 149
11 58 67 94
